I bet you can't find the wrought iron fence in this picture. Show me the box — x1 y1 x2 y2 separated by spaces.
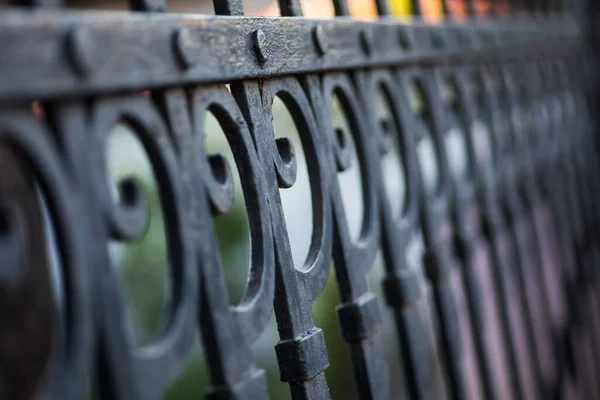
0 0 598 399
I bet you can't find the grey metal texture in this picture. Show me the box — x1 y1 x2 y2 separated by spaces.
0 0 599 399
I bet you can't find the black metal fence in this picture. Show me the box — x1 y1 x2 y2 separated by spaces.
0 0 599 399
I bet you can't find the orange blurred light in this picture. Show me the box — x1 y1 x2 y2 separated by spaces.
247 2 279 16
472 0 491 17
252 0 380 19
348 0 378 19
300 0 335 18
31 102 44 120
419 0 444 22
446 0 468 20
251 0 481 20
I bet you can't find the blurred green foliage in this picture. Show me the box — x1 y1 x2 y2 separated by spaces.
112 179 361 399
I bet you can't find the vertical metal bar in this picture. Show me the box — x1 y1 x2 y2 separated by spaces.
530 59 575 397
551 59 584 397
515 61 571 400
278 0 304 16
380 69 447 400
441 0 451 18
11 0 62 7
480 64 531 400
418 70 468 400
157 88 273 400
498 63 555 400
411 0 423 17
545 61 584 397
308 71 390 400
464 0 476 18
333 0 351 16
213 0 245 16
129 0 166 12
544 90 582 400
375 0 391 16
484 211 528 400
506 0 518 15
450 69 499 400
562 55 600 398
232 78 334 400
579 51 600 388
486 0 497 17
573 144 600 398
563 114 600 400
557 98 600 399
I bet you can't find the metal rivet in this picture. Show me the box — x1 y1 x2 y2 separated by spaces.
174 27 195 69
313 25 328 56
360 29 372 56
253 29 269 64
67 27 94 78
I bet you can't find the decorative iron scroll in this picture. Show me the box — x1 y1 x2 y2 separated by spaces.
0 0 599 399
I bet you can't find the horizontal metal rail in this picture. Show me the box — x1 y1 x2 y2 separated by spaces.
0 11 579 102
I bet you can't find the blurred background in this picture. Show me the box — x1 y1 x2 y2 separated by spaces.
59 0 505 20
